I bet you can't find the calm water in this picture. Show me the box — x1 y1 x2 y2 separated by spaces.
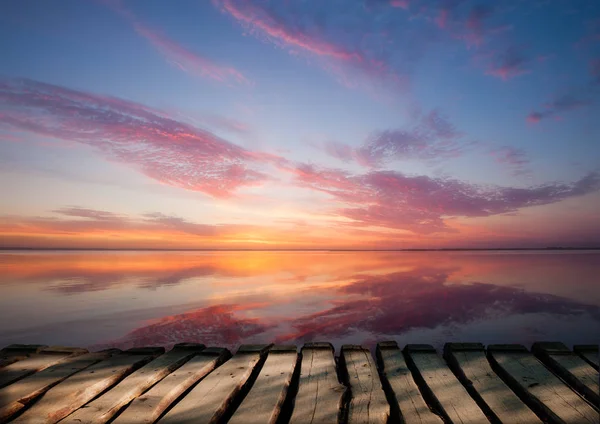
0 250 598 351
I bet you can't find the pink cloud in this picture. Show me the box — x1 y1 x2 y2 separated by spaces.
214 0 362 62
0 78 282 197
283 163 600 234
134 24 250 86
390 0 409 9
212 0 407 92
436 9 449 29
463 4 493 47
109 1 250 86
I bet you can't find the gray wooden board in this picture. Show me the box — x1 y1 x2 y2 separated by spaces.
158 345 270 424
228 346 298 424
444 343 541 424
0 345 47 370
488 345 599 424
113 347 229 424
533 342 599 407
341 345 389 424
61 344 204 424
574 345 599 371
376 342 443 424
10 350 157 424
404 344 490 424
289 343 346 424
0 347 86 389
0 352 109 423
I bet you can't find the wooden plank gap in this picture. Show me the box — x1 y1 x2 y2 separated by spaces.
487 344 599 424
443 343 541 424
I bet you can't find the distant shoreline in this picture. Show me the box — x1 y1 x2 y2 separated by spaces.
1 247 599 252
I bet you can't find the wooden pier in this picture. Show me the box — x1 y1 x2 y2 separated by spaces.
0 341 597 423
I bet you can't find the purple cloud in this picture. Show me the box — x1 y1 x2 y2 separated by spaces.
323 109 467 167
484 46 531 80
0 78 284 197
527 93 594 124
591 58 600 85
490 146 531 176
285 163 600 234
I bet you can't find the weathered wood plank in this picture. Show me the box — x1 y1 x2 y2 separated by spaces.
488 344 599 424
158 344 270 424
113 347 230 424
0 352 109 423
444 343 541 424
61 344 205 424
574 345 599 371
0 347 87 389
340 345 389 424
376 341 443 424
10 348 161 424
289 342 346 424
0 345 48 369
404 344 490 424
228 345 298 424
532 342 599 408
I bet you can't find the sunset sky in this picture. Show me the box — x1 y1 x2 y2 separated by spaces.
1 0 599 249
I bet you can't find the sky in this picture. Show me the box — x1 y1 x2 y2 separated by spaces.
0 0 599 249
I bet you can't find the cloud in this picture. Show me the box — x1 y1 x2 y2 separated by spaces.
284 163 600 234
96 266 600 349
277 268 600 343
484 46 530 80
0 207 240 239
323 109 467 167
0 78 283 197
527 93 594 124
214 0 361 61
96 304 273 350
390 0 410 9
489 146 531 176
591 58 600 85
462 4 494 47
212 0 413 92
107 0 250 86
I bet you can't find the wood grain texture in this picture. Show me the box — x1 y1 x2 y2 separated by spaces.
10 349 158 424
574 345 599 371
228 345 298 424
376 342 443 424
113 347 229 424
289 343 346 424
158 344 270 424
532 342 599 408
61 344 204 424
0 352 109 423
488 344 599 424
444 343 541 424
341 345 389 424
0 347 86 389
0 345 47 370
404 344 490 424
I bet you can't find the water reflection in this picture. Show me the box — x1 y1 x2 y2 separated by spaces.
0 251 598 350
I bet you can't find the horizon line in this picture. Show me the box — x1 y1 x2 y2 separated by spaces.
1 247 600 252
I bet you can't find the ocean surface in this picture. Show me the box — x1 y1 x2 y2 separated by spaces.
0 250 598 351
